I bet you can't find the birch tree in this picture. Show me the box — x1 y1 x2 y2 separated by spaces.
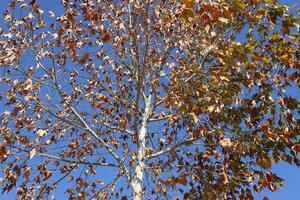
0 0 299 199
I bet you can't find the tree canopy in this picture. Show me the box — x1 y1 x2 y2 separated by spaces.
0 0 299 199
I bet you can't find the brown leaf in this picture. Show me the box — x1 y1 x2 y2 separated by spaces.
261 123 269 133
119 117 127 130
43 170 52 180
129 159 134 168
68 140 78 149
72 54 78 61
177 173 188 186
102 32 111 42
221 170 229 184
0 146 10 161
78 53 90 64
23 167 31 179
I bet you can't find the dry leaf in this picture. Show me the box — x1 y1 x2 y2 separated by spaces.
29 149 36 159
37 129 47 137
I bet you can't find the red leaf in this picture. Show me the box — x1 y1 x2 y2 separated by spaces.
292 145 300 153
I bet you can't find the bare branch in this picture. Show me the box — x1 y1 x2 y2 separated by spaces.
38 153 119 167
146 138 196 160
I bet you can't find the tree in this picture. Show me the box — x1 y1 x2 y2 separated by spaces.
0 0 299 199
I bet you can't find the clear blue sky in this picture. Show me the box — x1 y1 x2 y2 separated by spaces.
0 0 299 199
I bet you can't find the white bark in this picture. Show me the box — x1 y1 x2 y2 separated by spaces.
131 95 152 200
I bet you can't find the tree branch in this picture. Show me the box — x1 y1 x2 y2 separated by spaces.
146 138 196 160
38 153 119 167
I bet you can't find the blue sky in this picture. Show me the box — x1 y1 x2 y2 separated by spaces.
0 0 299 199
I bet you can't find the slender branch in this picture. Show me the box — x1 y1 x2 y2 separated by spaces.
103 121 134 136
146 138 196 160
38 153 119 167
148 116 169 123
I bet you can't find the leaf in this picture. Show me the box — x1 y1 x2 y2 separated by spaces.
102 32 111 42
48 11 55 18
233 0 246 9
218 17 229 24
119 117 127 129
145 148 153 156
68 141 78 149
292 145 300 153
29 148 36 159
221 170 229 184
261 158 272 169
72 54 78 62
129 159 134 168
219 138 232 148
28 12 34 19
161 57 167 64
296 77 300 87
220 76 230 82
23 167 31 179
36 129 47 137
190 112 198 123
0 146 10 161
182 8 194 19
78 53 90 64
43 170 52 180
261 123 269 133
183 0 194 8
177 173 188 186
207 105 215 112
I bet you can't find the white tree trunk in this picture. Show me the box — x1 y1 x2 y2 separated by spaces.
131 96 152 200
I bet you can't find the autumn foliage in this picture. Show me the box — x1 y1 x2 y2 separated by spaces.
0 0 299 199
